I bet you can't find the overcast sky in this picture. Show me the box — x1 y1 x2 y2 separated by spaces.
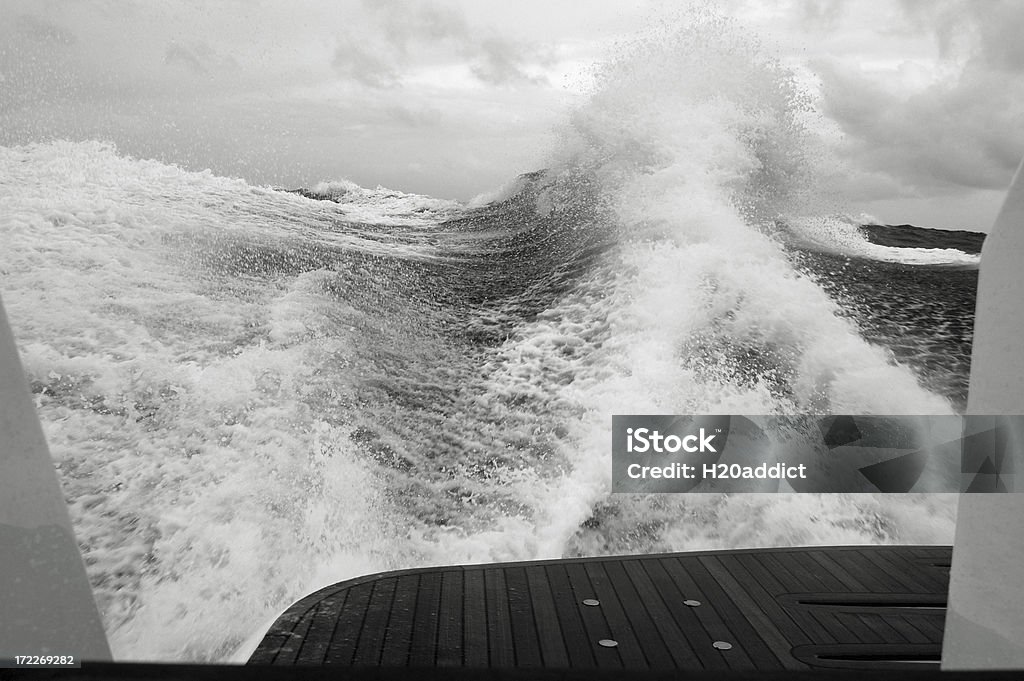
3 0 1023 230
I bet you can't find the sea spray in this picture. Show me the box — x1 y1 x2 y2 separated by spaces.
0 14 963 664
478 14 959 558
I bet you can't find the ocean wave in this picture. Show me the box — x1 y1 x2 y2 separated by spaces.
295 179 464 226
784 214 981 267
0 15 963 663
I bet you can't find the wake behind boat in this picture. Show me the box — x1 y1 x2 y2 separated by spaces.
4 5 1023 676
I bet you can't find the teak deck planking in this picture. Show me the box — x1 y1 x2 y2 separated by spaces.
250 545 951 671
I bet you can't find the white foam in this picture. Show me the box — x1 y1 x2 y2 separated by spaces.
469 15 958 563
0 141 447 661
305 179 463 226
787 214 980 266
0 17 966 658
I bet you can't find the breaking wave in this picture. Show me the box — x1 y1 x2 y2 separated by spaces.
0 14 964 664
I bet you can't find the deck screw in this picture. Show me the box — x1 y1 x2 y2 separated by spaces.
582 599 600 606
598 639 618 648
713 641 733 650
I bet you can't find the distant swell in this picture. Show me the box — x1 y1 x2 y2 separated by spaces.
861 223 985 255
782 216 981 267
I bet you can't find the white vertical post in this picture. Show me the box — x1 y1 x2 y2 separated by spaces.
0 296 111 662
942 159 1024 669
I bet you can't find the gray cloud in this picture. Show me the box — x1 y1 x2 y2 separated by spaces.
331 43 400 88
797 0 847 31
381 104 443 127
14 14 77 45
952 1 1024 71
365 0 469 51
471 37 546 86
165 42 209 74
332 0 548 87
818 59 1024 192
164 41 241 76
898 0 1024 70
815 1 1024 197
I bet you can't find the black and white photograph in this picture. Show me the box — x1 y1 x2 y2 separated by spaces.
2 0 1024 673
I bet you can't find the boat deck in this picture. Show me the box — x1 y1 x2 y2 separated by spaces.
249 545 951 672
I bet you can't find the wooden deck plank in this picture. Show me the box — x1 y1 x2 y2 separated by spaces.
699 554 797 670
804 551 915 647
706 555 808 666
380 574 419 666
837 549 907 593
352 578 398 666
661 555 744 671
483 568 516 668
598 557 679 667
908 547 931 558
808 550 870 591
688 552 782 663
544 563 597 668
868 548 949 594
278 607 321 665
834 612 889 644
598 559 677 669
247 635 288 664
436 570 464 667
797 549 945 647
681 556 758 670
919 547 953 563
563 562 622 669
524 565 570 668
463 570 488 667
905 612 947 640
272 605 319 665
782 551 887 646
502 566 542 668
861 549 926 593
408 570 443 667
756 552 843 645
640 557 722 671
582 560 648 669
869 612 935 644
324 581 372 665
299 593 345 664
731 553 816 650
624 559 703 669
252 545 954 672
780 550 883 645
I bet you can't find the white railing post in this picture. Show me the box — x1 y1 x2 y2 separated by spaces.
0 295 111 663
943 158 1024 669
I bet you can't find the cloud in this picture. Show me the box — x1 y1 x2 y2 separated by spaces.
944 1 1024 72
899 0 1024 70
164 42 209 74
331 43 400 88
471 37 547 85
364 0 469 51
329 0 549 88
797 0 847 31
14 14 77 45
813 0 1024 197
